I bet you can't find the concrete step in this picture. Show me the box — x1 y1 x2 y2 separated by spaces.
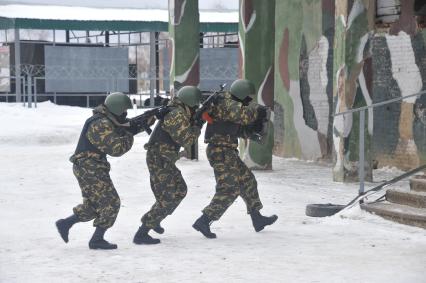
386 189 426 209
410 175 426 193
361 202 426 229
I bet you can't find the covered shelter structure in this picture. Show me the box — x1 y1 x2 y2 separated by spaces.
0 4 237 32
0 3 238 108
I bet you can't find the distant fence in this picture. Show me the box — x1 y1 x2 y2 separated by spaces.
0 56 239 108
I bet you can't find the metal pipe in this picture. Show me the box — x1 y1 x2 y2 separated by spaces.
14 28 21 103
335 90 426 116
359 109 365 195
34 77 37 108
149 31 155 107
105 31 109 46
135 44 138 95
22 76 26 107
27 75 32 108
155 32 160 94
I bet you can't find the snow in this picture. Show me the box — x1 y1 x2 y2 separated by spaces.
0 4 238 23
0 101 425 283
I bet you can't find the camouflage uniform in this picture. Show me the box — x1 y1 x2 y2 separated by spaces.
202 92 263 220
141 98 200 228
70 105 134 229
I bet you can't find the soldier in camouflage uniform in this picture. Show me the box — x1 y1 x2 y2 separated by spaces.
133 86 203 245
192 79 278 239
56 92 145 250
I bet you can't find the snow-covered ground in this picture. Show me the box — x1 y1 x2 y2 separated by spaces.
0 102 425 283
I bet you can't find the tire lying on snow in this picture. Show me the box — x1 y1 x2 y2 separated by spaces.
305 203 346 217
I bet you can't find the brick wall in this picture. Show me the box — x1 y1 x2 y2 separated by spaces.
372 31 426 170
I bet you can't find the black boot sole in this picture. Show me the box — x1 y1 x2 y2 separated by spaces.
133 238 161 245
89 244 118 250
192 223 217 239
55 219 69 243
254 215 278 232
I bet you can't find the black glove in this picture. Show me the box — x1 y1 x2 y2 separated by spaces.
193 117 206 128
128 120 141 135
155 107 171 120
161 98 170 106
257 106 268 120
115 111 128 124
117 126 130 136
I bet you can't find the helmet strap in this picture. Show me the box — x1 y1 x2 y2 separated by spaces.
231 94 252 106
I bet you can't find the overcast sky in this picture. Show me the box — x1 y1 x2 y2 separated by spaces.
0 0 239 10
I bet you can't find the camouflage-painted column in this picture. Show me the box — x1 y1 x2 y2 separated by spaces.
169 0 200 160
239 0 275 170
332 0 375 182
274 0 332 161
169 0 199 92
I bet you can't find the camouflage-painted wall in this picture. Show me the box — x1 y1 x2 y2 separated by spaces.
372 0 426 170
274 0 335 161
332 0 375 182
239 0 275 170
273 0 425 180
169 0 200 92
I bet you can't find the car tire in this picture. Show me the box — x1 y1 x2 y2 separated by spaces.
305 203 346 217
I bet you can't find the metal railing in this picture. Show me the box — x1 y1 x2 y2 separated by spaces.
334 90 426 195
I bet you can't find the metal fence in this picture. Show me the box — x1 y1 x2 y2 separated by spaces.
0 58 239 108
0 63 163 108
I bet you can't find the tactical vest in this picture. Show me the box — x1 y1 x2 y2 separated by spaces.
147 120 180 151
205 121 241 144
74 114 106 158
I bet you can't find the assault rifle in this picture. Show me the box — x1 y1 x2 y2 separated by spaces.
128 106 170 135
194 83 226 123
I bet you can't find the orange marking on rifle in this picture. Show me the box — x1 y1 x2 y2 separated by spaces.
202 112 213 124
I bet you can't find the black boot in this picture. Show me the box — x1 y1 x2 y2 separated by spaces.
153 224 165 234
133 224 161 245
88 227 117 250
55 214 80 243
250 210 278 232
192 214 216 239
